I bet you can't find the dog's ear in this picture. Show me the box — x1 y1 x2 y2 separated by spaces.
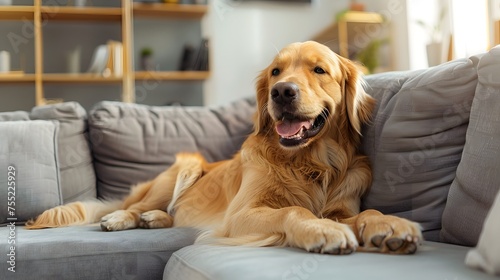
253 69 273 135
337 55 376 135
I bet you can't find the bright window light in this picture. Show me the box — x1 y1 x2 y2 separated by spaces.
451 0 489 58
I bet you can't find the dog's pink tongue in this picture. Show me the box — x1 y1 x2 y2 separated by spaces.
276 119 311 137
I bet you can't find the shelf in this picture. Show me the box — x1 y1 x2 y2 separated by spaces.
0 73 36 83
133 3 207 19
135 71 209 81
0 6 35 20
338 11 384 24
41 6 122 22
42 73 122 84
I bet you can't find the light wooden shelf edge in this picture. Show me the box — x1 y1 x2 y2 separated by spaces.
42 73 123 83
135 71 210 81
0 6 35 20
41 6 122 21
0 73 36 83
133 3 207 19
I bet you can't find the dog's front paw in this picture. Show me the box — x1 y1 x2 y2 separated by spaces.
100 210 138 231
357 210 422 254
139 210 174 229
288 219 358 255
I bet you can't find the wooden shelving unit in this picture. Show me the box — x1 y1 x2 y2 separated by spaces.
0 1 209 106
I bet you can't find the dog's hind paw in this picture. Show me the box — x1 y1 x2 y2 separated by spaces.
139 210 174 229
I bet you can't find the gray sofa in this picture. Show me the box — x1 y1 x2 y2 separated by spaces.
1 46 500 280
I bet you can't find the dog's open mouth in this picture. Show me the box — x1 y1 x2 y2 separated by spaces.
275 109 329 147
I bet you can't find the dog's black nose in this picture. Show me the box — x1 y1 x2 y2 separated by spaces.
271 82 299 105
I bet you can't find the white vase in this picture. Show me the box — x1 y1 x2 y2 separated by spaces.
66 46 81 74
426 42 442 67
0 51 10 73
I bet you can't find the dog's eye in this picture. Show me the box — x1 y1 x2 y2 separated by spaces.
314 67 326 74
271 68 280 76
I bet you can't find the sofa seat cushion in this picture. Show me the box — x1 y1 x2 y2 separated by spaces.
0 225 197 280
164 242 497 280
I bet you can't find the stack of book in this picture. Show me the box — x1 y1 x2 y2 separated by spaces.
87 40 123 77
179 38 209 71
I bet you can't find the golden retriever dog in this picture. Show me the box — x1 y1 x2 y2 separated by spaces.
27 41 422 254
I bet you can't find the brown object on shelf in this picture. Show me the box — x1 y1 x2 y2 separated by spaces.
349 0 365 11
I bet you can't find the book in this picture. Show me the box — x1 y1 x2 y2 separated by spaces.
87 41 123 77
178 44 195 71
192 38 209 71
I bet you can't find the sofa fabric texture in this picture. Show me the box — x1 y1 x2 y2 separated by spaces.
88 98 255 200
441 46 500 246
0 120 62 224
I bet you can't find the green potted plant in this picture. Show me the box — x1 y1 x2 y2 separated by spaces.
140 47 154 71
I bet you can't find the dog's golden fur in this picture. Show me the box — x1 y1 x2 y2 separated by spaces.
27 41 422 254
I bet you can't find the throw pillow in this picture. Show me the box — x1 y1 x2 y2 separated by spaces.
441 46 500 246
89 98 255 200
465 188 500 275
362 56 479 241
30 102 96 203
0 120 62 224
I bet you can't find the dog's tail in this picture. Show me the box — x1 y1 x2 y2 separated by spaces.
25 199 122 229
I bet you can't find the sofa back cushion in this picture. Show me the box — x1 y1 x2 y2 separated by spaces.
88 98 255 200
30 102 96 203
441 46 500 246
361 56 479 241
0 120 62 223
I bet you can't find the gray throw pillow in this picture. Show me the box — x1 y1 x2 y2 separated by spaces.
0 120 62 223
89 98 255 200
441 46 500 246
361 56 479 241
30 102 96 203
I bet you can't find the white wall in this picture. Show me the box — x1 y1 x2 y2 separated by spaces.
203 0 349 107
203 0 412 107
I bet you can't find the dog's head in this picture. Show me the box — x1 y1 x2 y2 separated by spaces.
254 41 375 149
